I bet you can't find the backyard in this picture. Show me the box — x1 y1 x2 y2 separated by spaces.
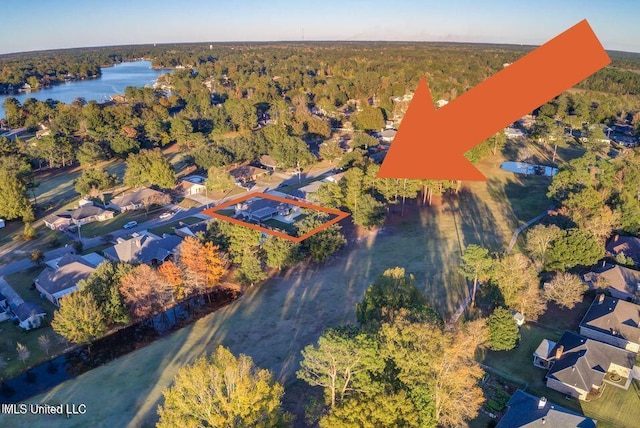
148 216 204 236
1 267 69 379
0 141 560 427
479 323 640 428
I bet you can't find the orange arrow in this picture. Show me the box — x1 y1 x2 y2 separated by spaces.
377 20 611 181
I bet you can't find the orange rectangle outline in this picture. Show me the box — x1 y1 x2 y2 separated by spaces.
201 192 350 242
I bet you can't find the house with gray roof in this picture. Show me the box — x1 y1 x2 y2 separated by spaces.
583 264 640 302
497 390 596 427
70 204 114 225
579 294 640 352
544 331 637 400
607 235 640 266
34 254 95 306
103 232 182 265
109 188 167 212
13 302 46 330
235 197 292 223
43 212 73 230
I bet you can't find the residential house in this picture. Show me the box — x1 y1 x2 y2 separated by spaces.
0 292 9 322
103 232 183 265
179 176 207 196
13 302 46 330
34 253 95 306
259 155 278 171
379 129 397 143
229 164 269 184
497 390 596 428
543 331 637 400
70 205 114 225
607 235 640 265
579 295 640 352
505 127 525 138
110 188 167 212
324 172 344 184
235 197 299 223
583 264 640 302
44 212 73 231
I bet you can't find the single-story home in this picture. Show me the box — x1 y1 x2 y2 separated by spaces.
583 264 640 302
70 205 114 225
579 294 640 352
179 179 207 196
607 235 640 265
542 331 637 400
109 188 167 212
44 212 73 230
295 181 325 201
504 127 525 138
103 232 183 265
379 129 397 143
34 253 95 306
236 198 285 223
259 155 278 171
13 302 46 330
229 164 269 184
497 390 596 428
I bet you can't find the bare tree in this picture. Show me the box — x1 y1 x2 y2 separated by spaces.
38 334 52 356
544 272 586 309
16 342 30 366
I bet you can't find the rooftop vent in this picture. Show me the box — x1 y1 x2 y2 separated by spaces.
538 397 547 410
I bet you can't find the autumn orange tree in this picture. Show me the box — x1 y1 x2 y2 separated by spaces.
178 236 226 299
119 264 172 319
158 260 185 300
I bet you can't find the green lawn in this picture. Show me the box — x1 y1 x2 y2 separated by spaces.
480 324 563 395
1 267 69 379
148 216 204 236
79 210 162 238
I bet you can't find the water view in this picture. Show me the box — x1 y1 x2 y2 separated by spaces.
0 61 167 118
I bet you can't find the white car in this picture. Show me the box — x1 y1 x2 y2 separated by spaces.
123 221 138 229
159 211 174 220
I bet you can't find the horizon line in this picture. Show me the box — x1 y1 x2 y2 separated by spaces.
2 39 640 57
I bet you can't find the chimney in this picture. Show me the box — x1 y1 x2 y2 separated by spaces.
542 417 546 424
598 294 605 304
538 397 547 410
555 345 564 360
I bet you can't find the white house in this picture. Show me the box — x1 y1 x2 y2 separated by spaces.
13 302 46 330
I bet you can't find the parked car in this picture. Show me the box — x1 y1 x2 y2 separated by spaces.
159 211 175 220
123 221 138 229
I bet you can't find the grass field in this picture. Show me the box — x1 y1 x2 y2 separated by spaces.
0 141 560 427
79 209 163 238
1 267 69 379
148 216 204 236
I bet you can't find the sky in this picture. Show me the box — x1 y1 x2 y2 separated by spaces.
1 0 639 55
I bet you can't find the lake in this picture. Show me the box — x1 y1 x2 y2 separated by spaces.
0 60 167 118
